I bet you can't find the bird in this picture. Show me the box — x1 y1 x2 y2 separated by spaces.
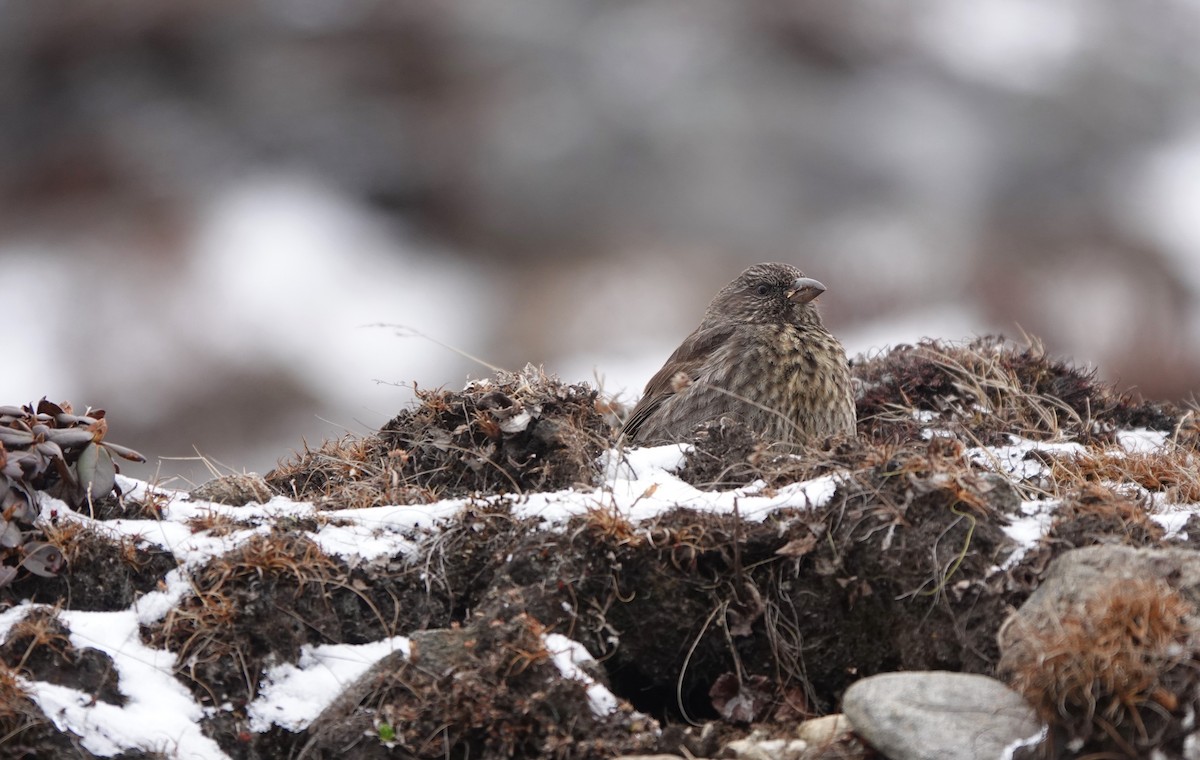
621 262 856 446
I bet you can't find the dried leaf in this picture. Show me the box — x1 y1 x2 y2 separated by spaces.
726 581 765 637
36 399 64 418
20 542 64 578
0 566 16 588
709 672 773 724
2 487 36 524
100 440 146 463
775 534 819 558
498 410 533 433
85 417 109 442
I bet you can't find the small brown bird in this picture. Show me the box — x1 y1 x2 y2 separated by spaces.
621 262 855 446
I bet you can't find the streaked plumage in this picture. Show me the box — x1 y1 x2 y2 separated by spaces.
622 262 855 445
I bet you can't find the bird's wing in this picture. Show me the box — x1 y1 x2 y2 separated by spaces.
620 323 734 440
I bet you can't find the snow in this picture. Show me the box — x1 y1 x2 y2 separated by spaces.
2 427 1199 757
31 609 224 759
997 499 1060 571
543 633 621 716
0 440 842 758
1002 723 1050 760
248 637 411 732
967 436 1086 482
1118 428 1170 454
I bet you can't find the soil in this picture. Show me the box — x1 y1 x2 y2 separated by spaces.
4 520 177 611
1 338 1196 759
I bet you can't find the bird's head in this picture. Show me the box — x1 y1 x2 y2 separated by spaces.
704 262 827 327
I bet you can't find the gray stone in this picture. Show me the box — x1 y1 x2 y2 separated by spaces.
795 714 852 747
995 545 1200 755
842 671 1044 760
724 729 808 760
409 626 478 674
189 472 273 506
998 545 1200 650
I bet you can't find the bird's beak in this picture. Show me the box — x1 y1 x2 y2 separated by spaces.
787 277 826 305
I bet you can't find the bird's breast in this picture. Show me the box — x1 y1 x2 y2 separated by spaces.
711 324 855 441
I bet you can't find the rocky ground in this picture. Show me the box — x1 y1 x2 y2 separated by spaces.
0 337 1198 760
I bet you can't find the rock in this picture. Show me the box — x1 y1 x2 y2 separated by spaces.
189 472 273 505
842 671 1044 760
795 714 852 747
997 545 1200 754
724 728 807 760
997 545 1200 639
409 626 478 674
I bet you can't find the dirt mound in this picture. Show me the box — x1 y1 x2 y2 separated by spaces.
268 365 613 507
3 341 1199 759
300 610 659 760
853 336 1181 445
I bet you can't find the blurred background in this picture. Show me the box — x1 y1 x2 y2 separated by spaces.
2 0 1198 485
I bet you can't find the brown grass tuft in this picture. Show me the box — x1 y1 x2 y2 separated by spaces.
0 661 31 721
1046 485 1165 550
2 608 70 673
1048 447 1200 504
267 366 614 509
148 531 346 706
1002 577 1200 753
852 336 1180 446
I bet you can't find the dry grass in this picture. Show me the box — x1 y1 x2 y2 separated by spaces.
579 503 642 547
184 511 254 536
853 336 1178 447
269 366 614 509
148 531 345 705
268 434 433 509
1002 577 1200 753
2 608 70 673
1047 484 1165 549
1048 447 1200 503
39 518 164 577
0 661 31 721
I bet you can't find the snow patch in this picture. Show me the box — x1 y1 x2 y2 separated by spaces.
543 633 621 716
249 637 411 732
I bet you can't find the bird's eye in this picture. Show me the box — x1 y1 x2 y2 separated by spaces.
755 284 770 296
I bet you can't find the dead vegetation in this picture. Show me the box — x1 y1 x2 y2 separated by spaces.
300 611 659 760
0 607 123 707
145 530 391 709
1047 485 1166 549
0 658 96 760
1001 577 1200 756
1047 447 1200 503
268 365 613 508
3 337 1199 759
852 336 1179 446
3 519 176 611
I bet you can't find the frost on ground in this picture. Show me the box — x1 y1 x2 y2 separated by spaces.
0 338 1198 760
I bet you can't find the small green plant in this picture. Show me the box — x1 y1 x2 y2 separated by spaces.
0 398 143 586
377 722 396 743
